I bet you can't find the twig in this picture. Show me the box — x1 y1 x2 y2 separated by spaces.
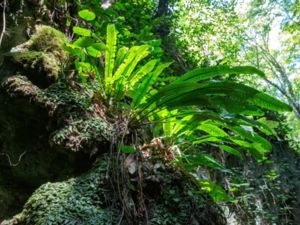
116 208 124 225
0 151 27 167
0 0 6 47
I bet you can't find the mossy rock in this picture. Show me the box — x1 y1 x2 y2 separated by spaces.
25 25 68 56
7 25 69 87
1 158 117 225
0 78 93 221
2 155 226 225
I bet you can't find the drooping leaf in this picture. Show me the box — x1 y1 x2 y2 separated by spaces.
183 154 225 171
145 81 292 113
172 65 265 84
250 92 292 112
197 123 228 137
220 145 241 157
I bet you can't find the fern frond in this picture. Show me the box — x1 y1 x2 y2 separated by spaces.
132 62 171 107
129 59 157 87
104 24 117 93
172 65 265 84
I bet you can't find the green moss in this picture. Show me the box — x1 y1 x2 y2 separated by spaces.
33 82 113 152
11 51 44 66
8 26 69 86
51 117 113 151
29 25 68 59
2 75 42 101
36 82 91 109
2 159 117 225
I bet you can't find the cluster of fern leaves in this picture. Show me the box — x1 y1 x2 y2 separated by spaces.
65 9 292 202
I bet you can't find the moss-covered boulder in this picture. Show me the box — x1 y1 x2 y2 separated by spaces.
0 80 93 221
1 158 115 225
1 154 226 225
7 25 68 87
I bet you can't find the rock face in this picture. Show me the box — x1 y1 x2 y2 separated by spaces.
0 22 93 221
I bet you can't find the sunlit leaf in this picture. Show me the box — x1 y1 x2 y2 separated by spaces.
199 180 235 202
78 9 96 21
73 27 91 37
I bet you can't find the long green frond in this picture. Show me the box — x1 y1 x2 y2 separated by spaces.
105 24 117 91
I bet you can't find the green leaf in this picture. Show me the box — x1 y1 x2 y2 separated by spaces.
229 126 272 153
73 37 94 47
183 154 225 171
130 59 157 87
75 61 92 71
198 123 228 137
256 118 278 135
86 46 102 57
92 43 108 51
172 65 265 84
73 27 91 37
132 62 171 107
119 145 136 153
115 47 128 69
65 43 85 58
193 136 223 144
113 45 150 89
78 9 96 21
230 137 252 148
85 43 107 57
105 24 117 92
145 81 292 113
250 92 292 112
199 180 235 202
220 145 241 157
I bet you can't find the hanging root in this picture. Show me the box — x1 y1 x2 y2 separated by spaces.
109 137 227 225
0 0 6 47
